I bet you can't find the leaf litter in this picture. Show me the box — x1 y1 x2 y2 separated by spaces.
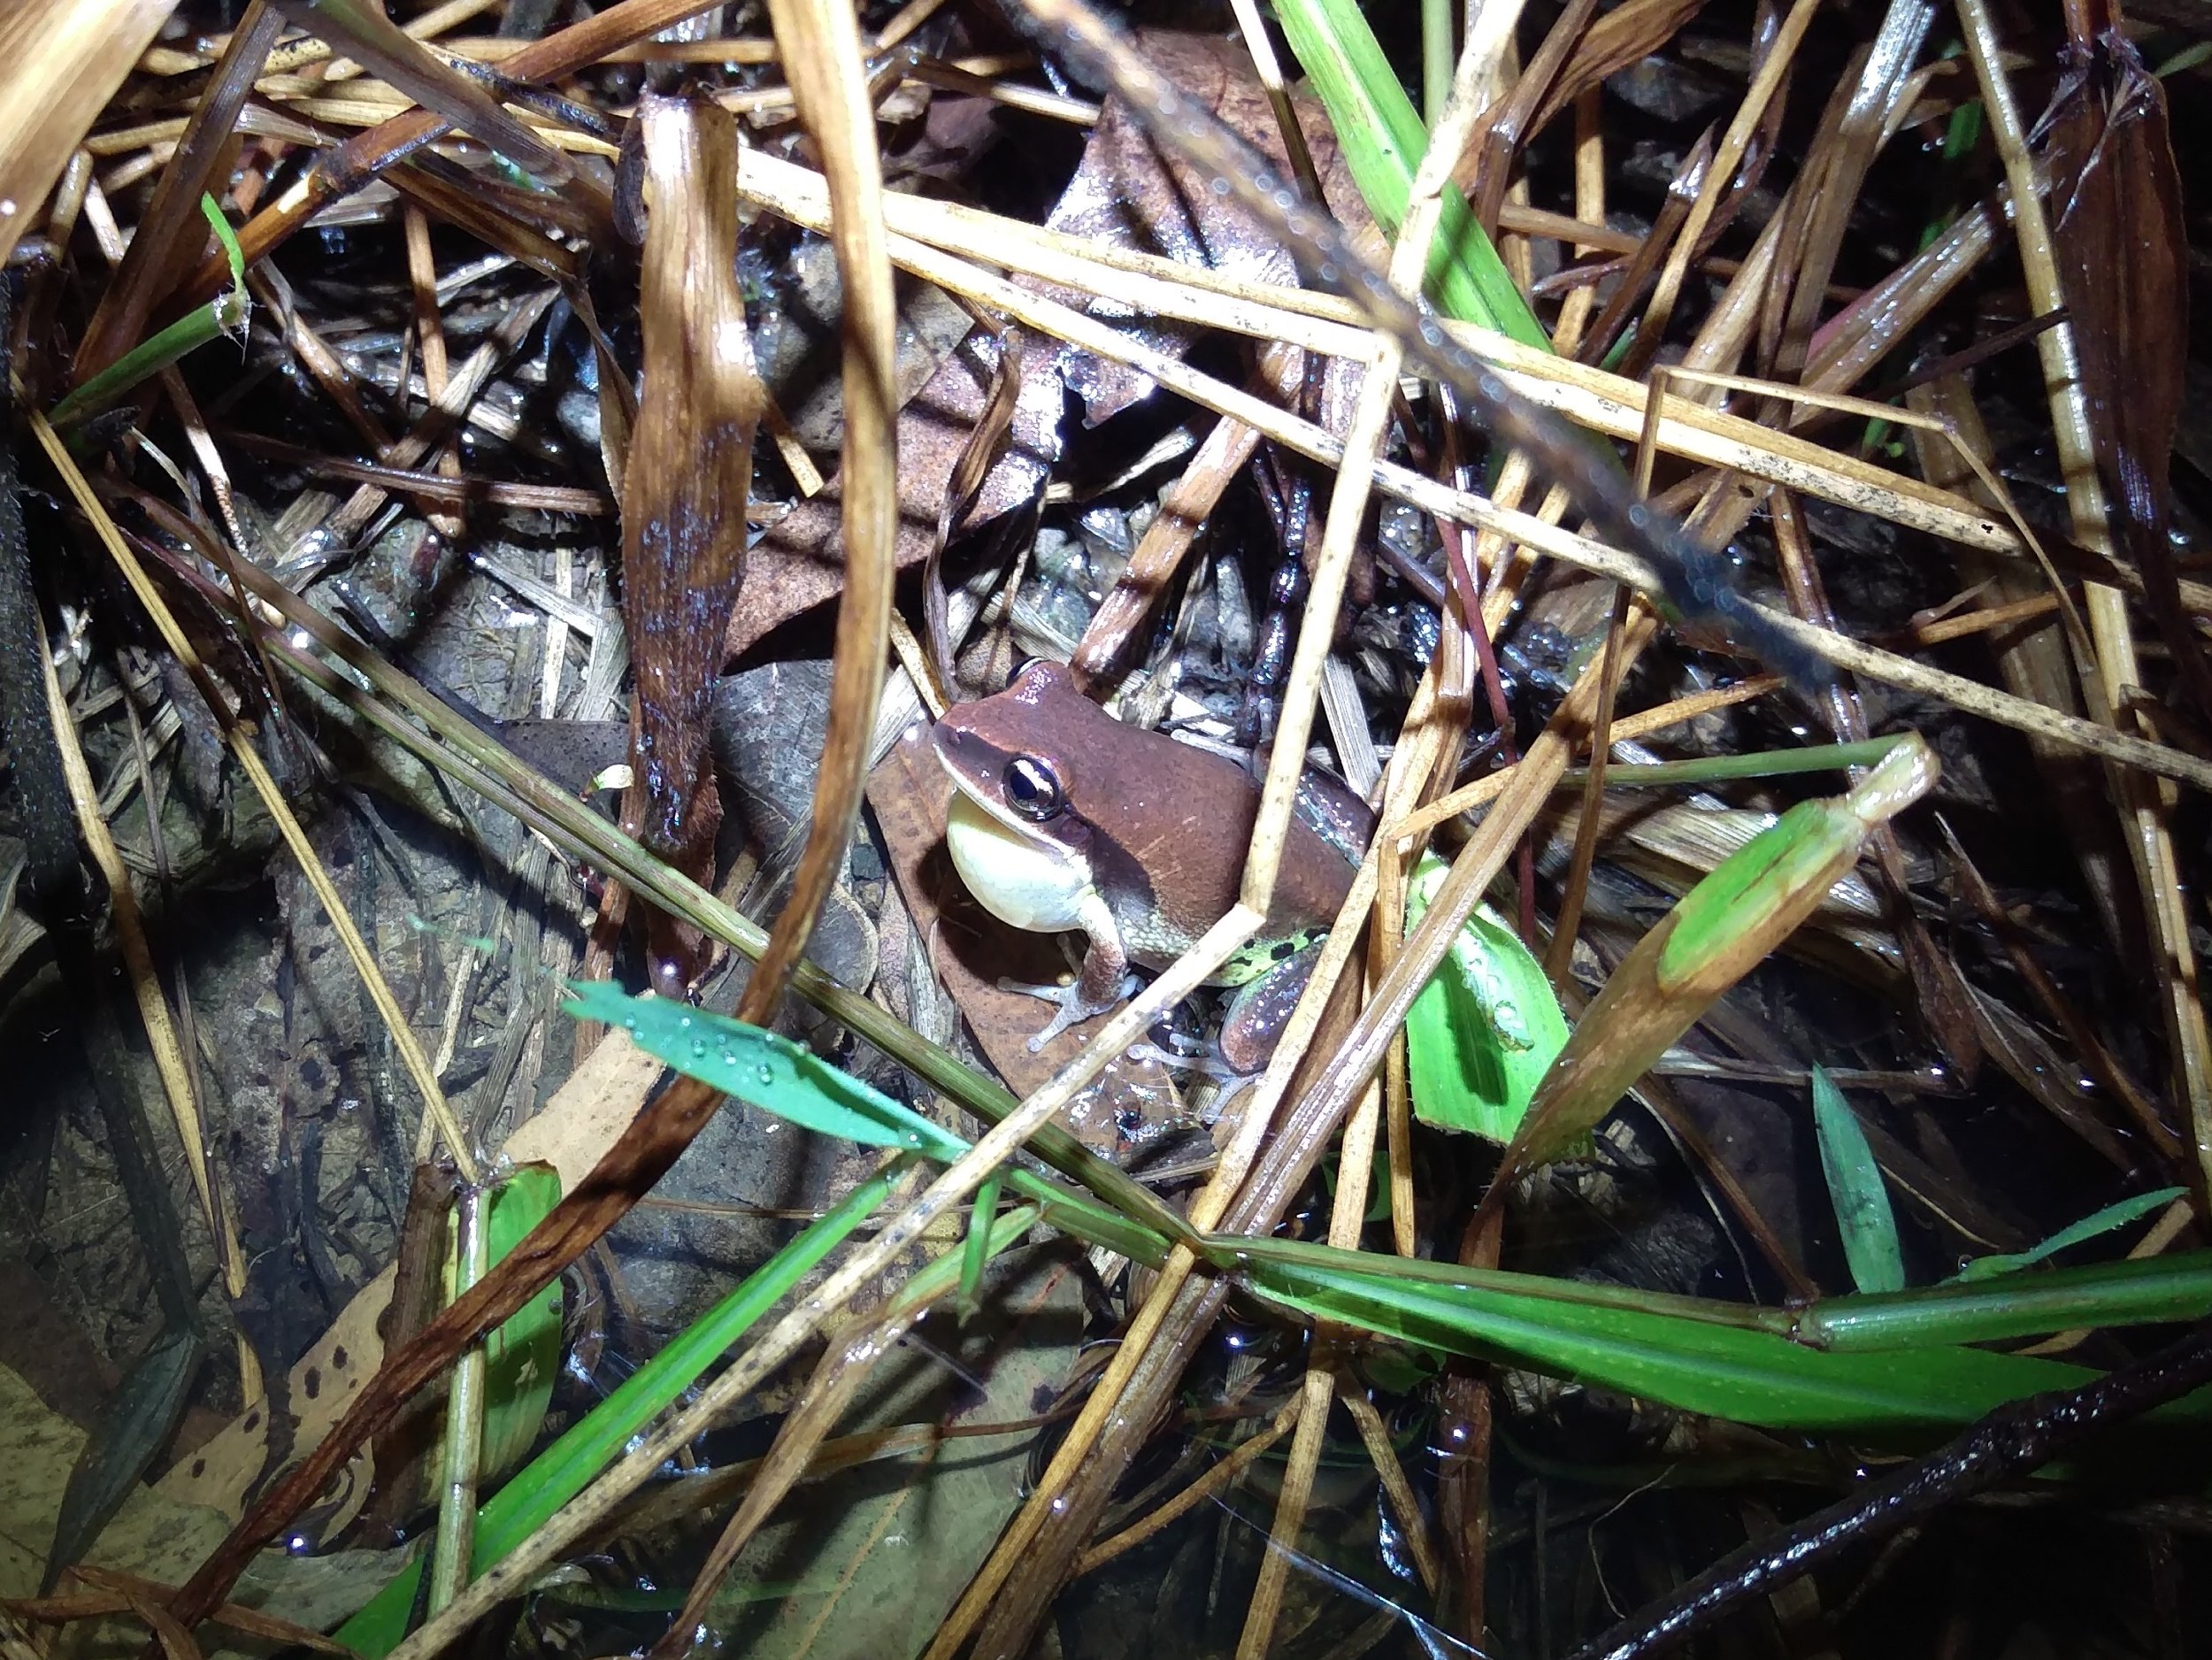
0 4 2209 1659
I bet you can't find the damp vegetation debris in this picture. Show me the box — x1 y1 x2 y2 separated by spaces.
0 3 2210 1659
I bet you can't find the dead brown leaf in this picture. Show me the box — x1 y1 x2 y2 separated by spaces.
721 33 1374 663
2039 27 2208 717
617 94 764 988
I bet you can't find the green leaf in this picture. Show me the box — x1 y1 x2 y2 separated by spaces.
960 1168 1005 1313
1271 0 1550 345
1812 1066 1906 1294
1952 1187 2186 1282
468 1165 562 1478
1241 1249 2126 1431
1403 856 1568 1142
565 981 1173 1268
565 980 968 1160
1801 1249 2212 1349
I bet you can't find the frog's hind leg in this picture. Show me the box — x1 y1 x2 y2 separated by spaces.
1217 939 1324 1075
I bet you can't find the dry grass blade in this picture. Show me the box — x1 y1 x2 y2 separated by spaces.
1632 0 1818 364
926 321 1022 678
0 0 174 268
35 607 245 1341
1461 0 1600 235
614 93 762 991
1071 1402 1301 1578
733 0 898 1027
265 0 571 182
1069 342 1294 689
1516 0 1704 140
171 0 715 306
32 416 480 1187
1763 0 1939 387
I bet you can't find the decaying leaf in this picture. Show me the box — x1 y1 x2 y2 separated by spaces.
618 94 765 988
42 1329 200 1594
2039 27 2207 715
722 34 1373 662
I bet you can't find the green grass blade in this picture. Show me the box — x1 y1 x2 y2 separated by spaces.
1951 1188 2186 1282
1232 1234 2212 1351
565 981 970 1159
334 1161 910 1656
1238 1249 2186 1430
1802 1250 2212 1349
50 196 247 428
563 982 1171 1268
472 1166 563 1478
1271 0 1550 345
1562 736 1909 789
961 1168 1005 1311
1812 1066 1906 1294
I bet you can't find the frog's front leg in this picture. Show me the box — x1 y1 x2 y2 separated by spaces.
1001 890 1139 1052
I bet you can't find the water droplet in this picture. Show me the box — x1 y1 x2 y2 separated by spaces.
756 1063 775 1086
1491 1001 1532 1049
689 1038 706 1057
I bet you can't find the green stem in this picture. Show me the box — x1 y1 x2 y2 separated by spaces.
1421 0 1452 127
426 1183 489 1615
1562 736 1907 788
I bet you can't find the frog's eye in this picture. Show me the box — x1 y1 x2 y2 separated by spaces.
1002 755 1065 821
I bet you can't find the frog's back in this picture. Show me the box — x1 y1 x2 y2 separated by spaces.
1089 737 1355 970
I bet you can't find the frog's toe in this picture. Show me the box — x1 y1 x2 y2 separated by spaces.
995 972 1139 1051
1127 1038 1239 1080
1021 999 1087 1054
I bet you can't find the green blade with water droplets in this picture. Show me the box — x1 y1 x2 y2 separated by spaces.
563 980 968 1160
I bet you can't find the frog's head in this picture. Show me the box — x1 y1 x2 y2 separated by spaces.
932 659 1102 934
